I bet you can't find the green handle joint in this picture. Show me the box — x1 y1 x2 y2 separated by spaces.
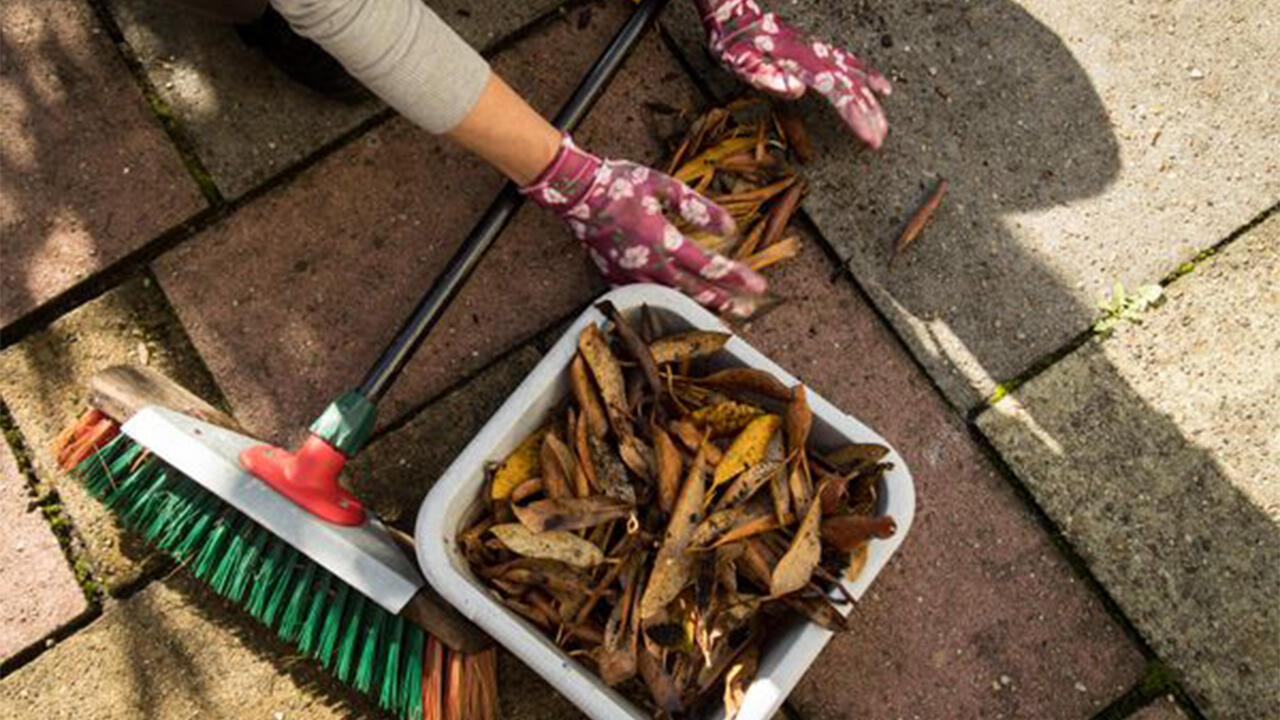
309 392 376 456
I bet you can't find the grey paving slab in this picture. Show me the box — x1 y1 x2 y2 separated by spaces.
0 437 89 662
0 575 375 720
664 0 1280 409
0 0 206 327
153 0 697 446
0 277 225 594
105 0 568 199
977 215 1280 718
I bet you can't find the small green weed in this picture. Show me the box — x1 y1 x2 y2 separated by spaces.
1094 281 1163 334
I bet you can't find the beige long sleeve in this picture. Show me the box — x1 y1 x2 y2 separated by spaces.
270 0 491 134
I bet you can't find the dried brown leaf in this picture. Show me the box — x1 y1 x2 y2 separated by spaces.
570 353 609 440
490 523 605 568
640 447 708 620
540 433 572 499
512 496 632 533
696 367 793 401
769 493 822 596
649 331 730 365
638 639 684 714
652 423 682 514
579 323 629 435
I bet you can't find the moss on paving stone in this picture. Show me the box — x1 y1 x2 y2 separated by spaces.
0 277 227 595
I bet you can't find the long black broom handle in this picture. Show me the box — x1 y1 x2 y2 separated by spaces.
356 0 673 402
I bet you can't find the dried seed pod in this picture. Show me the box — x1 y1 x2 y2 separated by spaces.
819 514 898 551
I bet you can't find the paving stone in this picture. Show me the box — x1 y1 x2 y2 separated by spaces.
353 346 541 530
665 0 1280 409
1129 695 1192 720
732 236 1145 719
976 216 1280 718
0 437 89 662
105 0 568 198
0 277 225 593
0 575 376 720
154 1 700 446
0 0 206 327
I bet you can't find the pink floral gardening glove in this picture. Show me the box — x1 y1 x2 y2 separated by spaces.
522 135 768 317
696 0 892 148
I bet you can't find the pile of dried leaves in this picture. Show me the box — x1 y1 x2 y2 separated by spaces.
460 303 898 719
665 99 814 273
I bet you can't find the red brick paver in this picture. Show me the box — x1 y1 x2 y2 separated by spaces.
154 2 695 444
0 436 89 661
0 0 206 327
735 238 1146 719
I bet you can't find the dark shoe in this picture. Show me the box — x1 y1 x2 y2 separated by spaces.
235 7 368 103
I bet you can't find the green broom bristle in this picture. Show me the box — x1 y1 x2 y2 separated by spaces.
355 605 387 694
246 541 286 620
335 594 367 684
380 615 405 713
261 547 300 628
279 561 318 642
228 529 269 602
316 583 350 668
71 436 428 720
193 513 238 582
297 572 333 656
402 626 425 720
209 517 254 596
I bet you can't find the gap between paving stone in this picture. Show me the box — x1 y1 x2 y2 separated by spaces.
0 429 92 666
731 233 1145 719
0 574 377 720
101 0 574 199
662 0 1280 411
976 215 1280 719
152 0 694 446
0 276 227 595
0 0 208 329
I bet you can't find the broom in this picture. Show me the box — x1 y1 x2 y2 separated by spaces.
49 0 672 717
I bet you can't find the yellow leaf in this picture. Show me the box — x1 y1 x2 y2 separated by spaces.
689 400 764 438
713 414 781 488
490 427 548 499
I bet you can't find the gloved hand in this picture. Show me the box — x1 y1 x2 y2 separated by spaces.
522 135 767 317
695 0 892 148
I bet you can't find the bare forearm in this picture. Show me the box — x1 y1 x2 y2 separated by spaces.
445 74 561 186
